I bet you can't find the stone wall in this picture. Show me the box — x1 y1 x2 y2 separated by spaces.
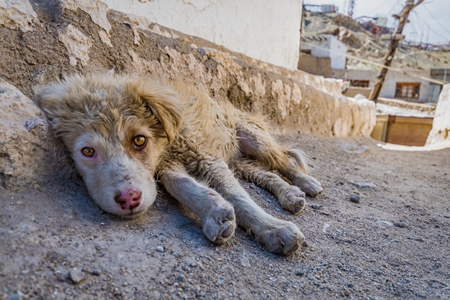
0 0 376 189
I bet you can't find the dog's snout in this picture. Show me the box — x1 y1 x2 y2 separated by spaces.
114 188 142 210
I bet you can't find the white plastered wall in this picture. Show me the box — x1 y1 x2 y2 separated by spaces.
101 0 302 70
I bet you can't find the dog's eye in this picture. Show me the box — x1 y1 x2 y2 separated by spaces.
133 136 147 149
81 147 96 157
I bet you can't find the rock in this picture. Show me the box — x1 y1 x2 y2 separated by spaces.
310 203 321 209
296 270 305 276
443 214 450 219
377 220 393 227
374 269 383 275
240 256 251 268
92 269 102 276
349 193 360 203
394 221 407 228
69 268 84 284
0 79 52 190
348 181 377 188
156 246 164 252
6 291 24 300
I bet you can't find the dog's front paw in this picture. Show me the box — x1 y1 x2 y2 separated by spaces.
278 186 306 214
294 175 323 198
203 204 236 244
251 221 304 255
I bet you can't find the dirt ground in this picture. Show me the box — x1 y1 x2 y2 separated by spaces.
1 134 449 300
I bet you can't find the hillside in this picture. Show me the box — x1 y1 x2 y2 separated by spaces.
303 11 450 70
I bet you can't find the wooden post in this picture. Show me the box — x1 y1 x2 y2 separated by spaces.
368 0 424 101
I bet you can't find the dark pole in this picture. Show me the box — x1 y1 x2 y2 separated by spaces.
368 0 424 101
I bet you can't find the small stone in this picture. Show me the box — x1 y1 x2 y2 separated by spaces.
349 194 360 203
348 180 377 188
69 268 84 284
443 214 450 219
374 269 383 275
322 211 330 216
296 270 305 276
156 246 164 252
310 203 320 209
6 291 24 300
92 269 102 276
376 220 393 227
394 221 406 228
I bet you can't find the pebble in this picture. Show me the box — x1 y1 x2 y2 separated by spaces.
6 291 24 300
156 246 164 252
376 220 393 227
92 269 102 276
443 214 450 219
310 203 321 209
394 221 406 228
69 268 84 284
348 180 377 188
349 194 360 203
296 270 305 276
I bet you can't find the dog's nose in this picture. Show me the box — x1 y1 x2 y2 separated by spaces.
114 188 142 210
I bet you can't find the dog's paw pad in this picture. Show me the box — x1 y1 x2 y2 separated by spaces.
203 205 236 244
279 186 306 214
296 175 323 198
253 221 304 255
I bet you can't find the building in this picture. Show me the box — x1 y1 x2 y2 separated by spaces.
300 35 347 70
333 68 444 103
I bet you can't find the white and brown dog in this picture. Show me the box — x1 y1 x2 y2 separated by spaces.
35 73 323 255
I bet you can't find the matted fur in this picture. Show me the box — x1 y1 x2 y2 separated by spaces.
35 73 323 255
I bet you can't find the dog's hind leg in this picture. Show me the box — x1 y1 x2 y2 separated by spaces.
158 164 236 245
192 157 304 255
232 160 306 214
236 122 323 197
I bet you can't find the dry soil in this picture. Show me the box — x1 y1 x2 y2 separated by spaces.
1 135 449 299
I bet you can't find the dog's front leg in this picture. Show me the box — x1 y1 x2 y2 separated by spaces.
159 165 236 244
195 160 305 255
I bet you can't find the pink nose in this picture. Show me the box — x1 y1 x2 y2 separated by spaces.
114 188 142 210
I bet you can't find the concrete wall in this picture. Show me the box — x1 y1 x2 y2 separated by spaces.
333 69 431 102
297 54 331 77
101 0 302 70
329 36 346 70
304 35 346 70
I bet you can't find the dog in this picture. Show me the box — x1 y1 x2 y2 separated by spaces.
35 73 323 255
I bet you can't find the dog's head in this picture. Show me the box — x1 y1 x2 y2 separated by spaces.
35 73 182 217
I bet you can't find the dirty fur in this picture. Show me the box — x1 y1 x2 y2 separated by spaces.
35 73 323 255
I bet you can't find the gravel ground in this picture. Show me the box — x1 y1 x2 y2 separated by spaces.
1 135 449 299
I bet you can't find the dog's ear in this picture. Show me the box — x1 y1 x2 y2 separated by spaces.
130 80 182 143
34 83 69 130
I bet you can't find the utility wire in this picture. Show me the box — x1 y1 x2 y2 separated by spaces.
301 40 448 85
422 3 450 36
410 11 450 42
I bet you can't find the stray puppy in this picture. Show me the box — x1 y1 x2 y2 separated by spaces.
35 73 323 255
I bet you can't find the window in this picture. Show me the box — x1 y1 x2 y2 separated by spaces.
395 82 420 100
350 80 369 87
